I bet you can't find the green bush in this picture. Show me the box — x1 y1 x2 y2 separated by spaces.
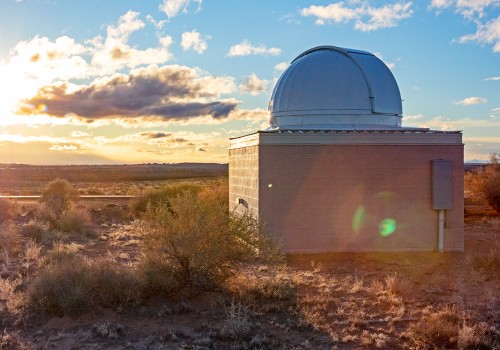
465 153 500 213
138 183 275 293
130 183 201 216
39 178 79 218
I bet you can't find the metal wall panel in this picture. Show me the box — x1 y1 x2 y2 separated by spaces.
432 160 453 209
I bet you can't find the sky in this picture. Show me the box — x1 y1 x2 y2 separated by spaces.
0 0 498 164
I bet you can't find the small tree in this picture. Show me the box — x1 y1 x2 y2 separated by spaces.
39 178 79 218
138 183 276 292
465 153 500 213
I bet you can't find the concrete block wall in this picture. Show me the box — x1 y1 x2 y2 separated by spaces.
257 144 464 252
229 145 259 216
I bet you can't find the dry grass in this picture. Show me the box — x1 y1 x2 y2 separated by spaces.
0 177 498 349
27 252 142 316
55 206 94 236
0 198 17 224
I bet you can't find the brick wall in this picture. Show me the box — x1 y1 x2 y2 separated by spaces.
229 146 259 216
258 144 464 252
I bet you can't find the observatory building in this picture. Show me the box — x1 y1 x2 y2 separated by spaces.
229 46 464 252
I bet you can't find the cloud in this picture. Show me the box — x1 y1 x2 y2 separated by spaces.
0 11 174 113
403 114 424 120
485 76 500 80
300 1 413 32
159 0 202 18
491 107 500 117
146 15 167 30
454 96 488 105
405 115 500 131
139 131 172 139
181 30 210 53
238 73 269 96
19 64 240 122
71 131 90 138
89 11 173 74
429 1 499 52
459 16 500 53
373 52 400 69
274 62 289 72
430 0 496 19
49 144 79 151
227 40 281 57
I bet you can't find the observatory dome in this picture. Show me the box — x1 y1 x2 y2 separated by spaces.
268 46 403 130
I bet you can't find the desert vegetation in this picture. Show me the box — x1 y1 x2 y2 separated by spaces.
465 153 500 213
0 170 498 349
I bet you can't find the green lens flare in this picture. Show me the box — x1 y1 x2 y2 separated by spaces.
352 206 365 233
379 218 396 237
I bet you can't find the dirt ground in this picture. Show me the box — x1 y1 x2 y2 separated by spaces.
1 197 499 349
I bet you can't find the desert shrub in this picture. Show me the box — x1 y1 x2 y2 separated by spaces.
406 307 460 348
39 178 79 218
130 183 201 216
27 256 141 316
0 223 21 258
19 220 47 242
42 244 84 267
465 153 500 213
227 266 295 307
55 206 94 235
469 247 499 277
0 199 17 223
138 184 276 293
0 330 34 350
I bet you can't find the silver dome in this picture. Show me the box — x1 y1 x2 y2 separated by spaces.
268 46 403 130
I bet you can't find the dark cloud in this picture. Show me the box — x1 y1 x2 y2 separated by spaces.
19 65 238 121
140 131 171 139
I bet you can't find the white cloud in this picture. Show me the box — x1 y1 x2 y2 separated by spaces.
301 3 358 25
238 73 269 96
459 16 500 53
227 40 281 57
159 0 202 18
355 2 413 32
429 0 454 9
274 62 289 72
403 114 424 120
491 107 500 117
181 30 210 53
373 52 400 68
430 0 495 18
49 144 79 151
90 11 173 75
485 76 500 80
454 96 488 105
146 15 167 30
300 1 413 32
405 115 500 131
